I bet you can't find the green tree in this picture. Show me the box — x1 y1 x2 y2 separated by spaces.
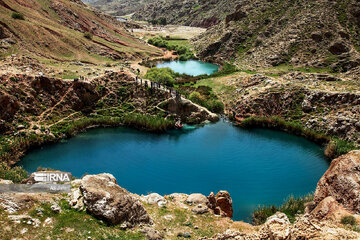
144 67 176 86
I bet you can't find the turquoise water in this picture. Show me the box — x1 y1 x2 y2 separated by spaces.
156 60 219 76
21 121 329 221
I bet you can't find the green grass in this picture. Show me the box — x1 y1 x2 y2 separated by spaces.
122 113 174 132
147 37 195 60
252 194 313 225
0 162 28 183
188 91 224 113
324 138 358 159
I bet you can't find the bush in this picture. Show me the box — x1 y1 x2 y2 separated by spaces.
11 12 24 20
144 67 176 86
83 32 93 40
147 37 195 60
0 162 29 183
325 138 357 159
122 113 174 132
252 194 313 225
341 215 357 226
189 91 224 113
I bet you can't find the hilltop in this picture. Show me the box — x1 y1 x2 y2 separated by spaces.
0 0 160 66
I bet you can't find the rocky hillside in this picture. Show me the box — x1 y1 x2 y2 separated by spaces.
83 0 238 28
132 0 238 28
194 0 360 72
0 0 160 63
82 0 149 17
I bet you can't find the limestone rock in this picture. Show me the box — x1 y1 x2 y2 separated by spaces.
302 99 313 112
80 173 151 226
141 226 163 240
191 204 210 215
310 196 351 222
314 150 360 213
263 212 291 240
160 98 219 124
0 179 13 184
141 193 167 207
186 193 209 205
207 191 233 218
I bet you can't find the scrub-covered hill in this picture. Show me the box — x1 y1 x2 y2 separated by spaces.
0 0 161 63
193 0 360 72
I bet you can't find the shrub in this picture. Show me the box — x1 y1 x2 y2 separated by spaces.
252 194 313 225
144 67 176 86
189 91 204 105
11 12 24 20
205 99 224 113
83 32 93 40
341 215 357 226
122 113 174 132
0 162 29 183
189 91 224 113
326 138 357 159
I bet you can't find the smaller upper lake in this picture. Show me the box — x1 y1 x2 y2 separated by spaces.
156 60 219 76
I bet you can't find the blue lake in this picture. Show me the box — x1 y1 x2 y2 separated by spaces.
21 121 329 221
156 60 219 76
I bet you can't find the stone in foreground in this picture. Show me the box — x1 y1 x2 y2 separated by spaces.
80 173 151 226
314 150 360 213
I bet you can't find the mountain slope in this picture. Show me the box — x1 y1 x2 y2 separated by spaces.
132 0 238 28
0 0 161 63
82 0 149 17
193 0 360 72
83 0 238 28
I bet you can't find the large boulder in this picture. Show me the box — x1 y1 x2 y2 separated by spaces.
160 98 219 124
186 193 209 205
207 191 233 218
80 174 151 226
310 196 351 222
262 212 291 240
314 150 360 213
141 193 167 207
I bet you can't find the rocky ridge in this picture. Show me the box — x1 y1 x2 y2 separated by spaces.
194 0 360 71
0 71 218 165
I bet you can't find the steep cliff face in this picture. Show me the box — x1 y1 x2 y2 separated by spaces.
194 0 360 72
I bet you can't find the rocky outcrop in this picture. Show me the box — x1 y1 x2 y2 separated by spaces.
131 0 238 28
201 213 360 239
80 174 151 226
230 75 360 143
310 196 351 222
314 150 360 213
160 98 219 124
207 191 233 218
141 193 167 207
0 94 19 121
